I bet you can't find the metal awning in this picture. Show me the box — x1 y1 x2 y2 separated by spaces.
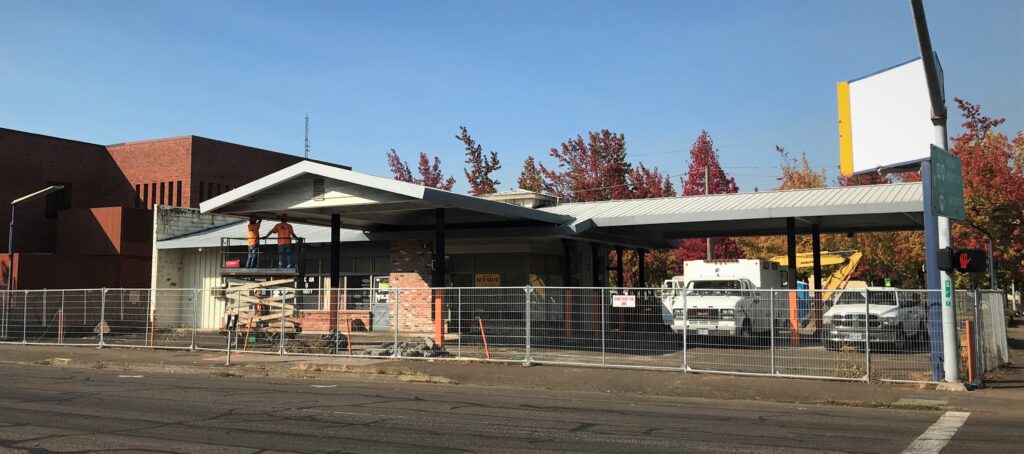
541 183 924 239
200 161 571 231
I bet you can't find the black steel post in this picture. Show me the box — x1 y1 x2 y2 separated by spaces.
614 246 624 288
811 224 822 291
637 249 646 288
329 213 341 334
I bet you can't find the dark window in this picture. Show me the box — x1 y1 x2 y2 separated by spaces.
198 181 205 202
149 183 156 209
159 182 165 205
215 183 222 196
176 181 182 206
134 184 141 209
166 182 174 206
44 182 70 219
208 182 215 198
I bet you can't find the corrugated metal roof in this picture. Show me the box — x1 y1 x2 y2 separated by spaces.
539 183 923 228
157 221 367 250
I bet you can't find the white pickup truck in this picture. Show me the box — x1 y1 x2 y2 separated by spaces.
660 260 789 339
821 288 928 351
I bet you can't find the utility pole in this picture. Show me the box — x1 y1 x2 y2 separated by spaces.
304 113 310 159
705 166 713 260
911 0 958 384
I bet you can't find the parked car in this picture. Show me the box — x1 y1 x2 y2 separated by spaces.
821 288 928 352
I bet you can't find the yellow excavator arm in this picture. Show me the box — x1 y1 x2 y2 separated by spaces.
769 251 863 300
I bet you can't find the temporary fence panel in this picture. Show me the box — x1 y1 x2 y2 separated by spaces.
0 285 1010 386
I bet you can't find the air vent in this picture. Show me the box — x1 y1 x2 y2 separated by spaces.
312 178 325 201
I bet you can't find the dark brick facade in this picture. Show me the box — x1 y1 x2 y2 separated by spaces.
0 127 319 289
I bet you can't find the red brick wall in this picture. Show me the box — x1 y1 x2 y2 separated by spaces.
189 136 304 205
294 310 371 334
0 129 137 254
56 207 152 257
106 137 194 209
390 239 435 333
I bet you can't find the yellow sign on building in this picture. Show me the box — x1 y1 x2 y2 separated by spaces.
474 274 500 287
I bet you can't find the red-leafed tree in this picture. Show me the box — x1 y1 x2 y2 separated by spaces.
517 156 544 192
540 130 632 202
386 149 456 190
676 131 742 262
628 163 676 199
458 126 501 195
386 148 414 183
949 98 1024 286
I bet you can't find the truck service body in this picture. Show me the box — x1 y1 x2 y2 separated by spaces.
660 260 789 337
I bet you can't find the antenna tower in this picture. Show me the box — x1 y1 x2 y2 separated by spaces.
304 113 310 159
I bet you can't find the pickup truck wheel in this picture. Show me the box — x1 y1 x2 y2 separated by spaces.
821 331 840 352
892 325 908 353
739 320 752 337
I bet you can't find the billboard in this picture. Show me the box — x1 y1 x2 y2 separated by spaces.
838 58 937 176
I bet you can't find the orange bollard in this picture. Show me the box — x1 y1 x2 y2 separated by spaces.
345 313 352 355
477 317 491 360
433 290 445 348
789 291 799 347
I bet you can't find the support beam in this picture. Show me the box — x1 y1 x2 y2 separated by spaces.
590 243 601 287
786 217 797 290
811 224 823 331
615 246 624 288
329 214 341 333
433 208 446 348
637 249 646 288
811 224 822 291
562 239 573 286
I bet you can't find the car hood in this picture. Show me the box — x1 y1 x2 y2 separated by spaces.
825 304 899 317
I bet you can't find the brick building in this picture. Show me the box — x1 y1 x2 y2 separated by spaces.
0 128 332 289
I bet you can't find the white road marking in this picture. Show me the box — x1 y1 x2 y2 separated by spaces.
311 384 338 388
902 411 970 454
117 375 145 378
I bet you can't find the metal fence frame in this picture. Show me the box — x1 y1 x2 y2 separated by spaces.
0 286 1010 385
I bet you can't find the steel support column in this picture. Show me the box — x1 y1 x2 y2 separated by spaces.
433 209 446 347
637 249 646 288
329 214 341 334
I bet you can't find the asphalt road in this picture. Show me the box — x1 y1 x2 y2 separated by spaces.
0 365 1007 453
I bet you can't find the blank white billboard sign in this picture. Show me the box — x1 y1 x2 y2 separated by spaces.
838 58 935 176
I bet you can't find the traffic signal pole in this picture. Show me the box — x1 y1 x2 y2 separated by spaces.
912 0 959 384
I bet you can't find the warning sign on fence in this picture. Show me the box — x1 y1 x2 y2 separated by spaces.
611 295 636 308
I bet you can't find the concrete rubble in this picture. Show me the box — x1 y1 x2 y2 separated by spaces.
365 337 450 358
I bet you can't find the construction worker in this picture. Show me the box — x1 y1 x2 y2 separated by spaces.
245 216 262 268
264 214 298 268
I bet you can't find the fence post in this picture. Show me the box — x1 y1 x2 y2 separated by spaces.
21 290 29 344
681 287 688 372
972 289 984 387
190 289 199 351
59 291 65 345
524 286 532 365
99 288 107 348
278 290 287 355
864 291 871 382
770 290 776 375
601 289 607 365
392 289 400 359
457 288 462 359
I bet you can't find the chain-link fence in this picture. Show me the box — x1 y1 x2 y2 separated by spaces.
0 286 1010 384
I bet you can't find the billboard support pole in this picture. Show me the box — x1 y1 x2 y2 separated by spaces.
912 0 958 384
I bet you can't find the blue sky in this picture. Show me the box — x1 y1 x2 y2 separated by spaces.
2 0 1021 192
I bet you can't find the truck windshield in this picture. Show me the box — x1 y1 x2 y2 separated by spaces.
688 280 742 290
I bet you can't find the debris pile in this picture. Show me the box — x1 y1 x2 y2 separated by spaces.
365 337 450 358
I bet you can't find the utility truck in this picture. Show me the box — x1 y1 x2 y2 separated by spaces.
660 260 789 338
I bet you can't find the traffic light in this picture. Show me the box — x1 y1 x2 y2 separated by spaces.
937 247 987 273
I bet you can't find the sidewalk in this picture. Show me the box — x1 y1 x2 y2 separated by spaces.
2 327 1022 417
